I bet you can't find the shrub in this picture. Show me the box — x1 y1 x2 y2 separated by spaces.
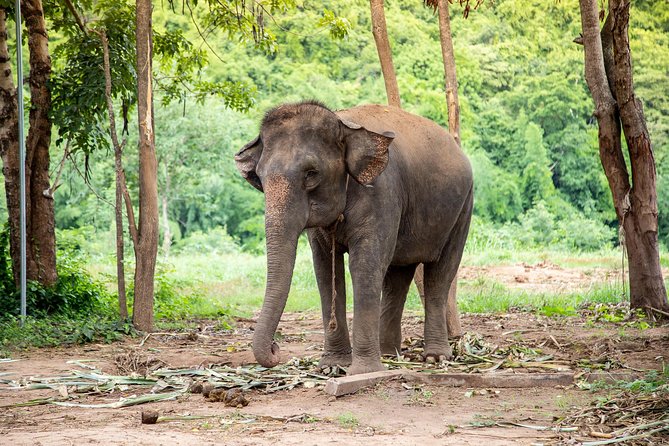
0 225 114 319
173 227 240 255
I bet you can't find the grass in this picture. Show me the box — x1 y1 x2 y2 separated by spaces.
82 244 668 318
336 412 360 429
456 278 626 314
2 243 664 355
0 316 136 357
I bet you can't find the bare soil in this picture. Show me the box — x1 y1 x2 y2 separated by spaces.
1 263 668 446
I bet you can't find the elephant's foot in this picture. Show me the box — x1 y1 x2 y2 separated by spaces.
347 359 385 376
380 342 402 357
422 343 453 363
318 350 352 368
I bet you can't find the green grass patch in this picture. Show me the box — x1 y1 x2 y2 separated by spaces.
455 278 625 314
0 316 136 357
336 412 360 429
79 245 666 323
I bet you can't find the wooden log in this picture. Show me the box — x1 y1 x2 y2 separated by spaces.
324 370 404 397
582 371 643 383
405 371 574 388
324 370 574 397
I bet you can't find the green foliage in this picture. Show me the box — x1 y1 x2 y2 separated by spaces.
49 0 136 154
540 305 577 318
0 316 135 354
126 262 232 320
173 227 240 255
581 369 668 393
336 412 360 429
0 226 115 318
45 0 669 260
584 303 651 330
318 9 352 39
465 202 615 253
470 152 523 223
521 123 555 208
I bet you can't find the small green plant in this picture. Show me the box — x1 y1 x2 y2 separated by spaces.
336 412 359 429
127 262 233 322
584 303 651 329
409 388 435 405
0 315 135 353
579 368 668 393
540 305 577 317
0 225 115 319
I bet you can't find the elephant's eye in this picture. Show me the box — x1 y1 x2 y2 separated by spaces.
304 169 320 189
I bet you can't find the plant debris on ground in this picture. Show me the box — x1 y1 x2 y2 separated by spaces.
552 372 669 446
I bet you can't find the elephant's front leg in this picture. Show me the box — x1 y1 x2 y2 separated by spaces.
347 240 389 375
308 230 352 368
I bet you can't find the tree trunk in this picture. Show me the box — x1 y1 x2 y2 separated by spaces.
161 163 172 257
437 0 460 145
0 2 57 288
578 0 668 314
23 0 56 287
133 0 159 332
609 0 667 313
369 0 401 108
99 30 129 320
0 9 22 288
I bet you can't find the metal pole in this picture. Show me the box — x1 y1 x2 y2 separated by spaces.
15 0 27 324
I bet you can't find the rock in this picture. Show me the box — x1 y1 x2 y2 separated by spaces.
141 410 159 424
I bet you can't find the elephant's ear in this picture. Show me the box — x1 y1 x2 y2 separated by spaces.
341 120 395 186
234 135 264 192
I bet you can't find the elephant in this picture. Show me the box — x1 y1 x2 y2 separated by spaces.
234 101 473 375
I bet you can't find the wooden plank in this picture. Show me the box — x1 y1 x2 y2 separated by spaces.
323 369 574 397
405 371 574 388
323 370 404 397
582 371 643 383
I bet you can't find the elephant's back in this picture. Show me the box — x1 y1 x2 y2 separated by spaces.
336 104 472 190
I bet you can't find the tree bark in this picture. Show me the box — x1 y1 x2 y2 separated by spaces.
369 0 401 108
609 0 668 313
437 0 460 145
578 0 668 314
0 2 57 288
133 0 159 332
0 9 22 288
23 0 56 287
161 163 172 257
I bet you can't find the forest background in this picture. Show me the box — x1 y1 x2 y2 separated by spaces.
1 0 668 338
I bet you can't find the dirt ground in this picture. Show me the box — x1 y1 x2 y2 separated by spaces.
1 263 668 445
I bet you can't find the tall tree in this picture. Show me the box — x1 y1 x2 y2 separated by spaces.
132 0 159 332
578 0 668 314
436 0 460 145
22 0 56 286
0 1 57 290
369 0 401 107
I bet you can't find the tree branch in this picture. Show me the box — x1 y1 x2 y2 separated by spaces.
96 29 139 248
45 140 70 198
63 0 88 34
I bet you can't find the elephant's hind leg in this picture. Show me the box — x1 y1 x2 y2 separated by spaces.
422 189 473 362
380 264 418 356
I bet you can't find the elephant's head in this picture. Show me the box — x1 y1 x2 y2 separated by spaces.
234 101 394 367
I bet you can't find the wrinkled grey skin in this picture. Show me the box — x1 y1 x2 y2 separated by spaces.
235 101 473 375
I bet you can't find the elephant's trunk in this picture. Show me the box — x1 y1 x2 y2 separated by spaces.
252 175 302 368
